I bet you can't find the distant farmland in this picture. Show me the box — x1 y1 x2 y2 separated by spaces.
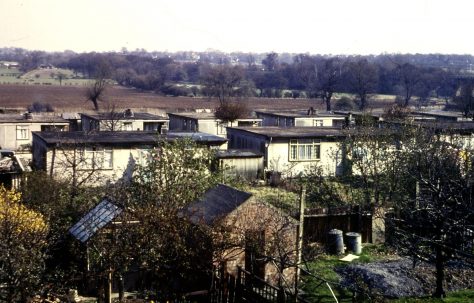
0 84 323 112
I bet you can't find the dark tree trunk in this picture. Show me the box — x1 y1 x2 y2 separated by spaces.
434 243 446 298
325 97 331 111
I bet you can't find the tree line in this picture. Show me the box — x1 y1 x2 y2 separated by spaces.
1 48 473 110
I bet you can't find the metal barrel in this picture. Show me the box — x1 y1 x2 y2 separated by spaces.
327 229 344 255
345 232 362 254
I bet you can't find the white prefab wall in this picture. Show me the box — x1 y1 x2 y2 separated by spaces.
294 117 345 127
44 147 146 185
227 129 343 177
266 139 342 176
0 122 69 150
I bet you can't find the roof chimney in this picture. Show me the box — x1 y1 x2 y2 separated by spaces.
124 109 134 118
24 112 33 120
307 107 317 116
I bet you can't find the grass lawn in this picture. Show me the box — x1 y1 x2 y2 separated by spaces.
301 244 390 302
392 290 474 303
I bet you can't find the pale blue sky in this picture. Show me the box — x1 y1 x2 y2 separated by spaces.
1 0 473 54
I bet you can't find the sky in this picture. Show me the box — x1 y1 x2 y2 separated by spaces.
1 0 474 55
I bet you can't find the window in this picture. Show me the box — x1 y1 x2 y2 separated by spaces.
313 119 324 127
289 139 321 161
217 122 228 135
122 122 133 131
16 126 29 140
136 149 153 166
41 125 66 132
80 148 113 170
144 122 161 131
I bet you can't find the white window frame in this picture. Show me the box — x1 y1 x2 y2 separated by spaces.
136 148 153 166
313 119 324 127
16 125 29 140
289 139 321 161
79 148 113 170
217 121 228 135
122 122 133 131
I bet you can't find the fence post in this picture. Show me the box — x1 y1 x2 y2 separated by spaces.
294 185 306 300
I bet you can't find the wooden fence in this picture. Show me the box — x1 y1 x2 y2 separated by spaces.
210 267 309 303
303 206 373 244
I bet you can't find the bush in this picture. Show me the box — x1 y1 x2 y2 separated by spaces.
28 102 54 112
215 102 248 122
334 96 356 110
159 84 192 97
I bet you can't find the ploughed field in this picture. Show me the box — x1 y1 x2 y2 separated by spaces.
0 84 321 112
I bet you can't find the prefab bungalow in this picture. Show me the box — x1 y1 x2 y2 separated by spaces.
168 112 261 138
227 127 345 177
256 109 346 128
32 131 227 185
0 113 69 152
81 110 169 133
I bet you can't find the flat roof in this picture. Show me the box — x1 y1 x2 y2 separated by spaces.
227 126 345 139
409 121 474 131
81 112 168 121
216 149 263 159
412 111 465 118
0 114 69 123
33 131 227 146
168 112 259 121
256 110 345 118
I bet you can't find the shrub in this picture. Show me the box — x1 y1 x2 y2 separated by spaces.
28 102 54 112
215 102 248 122
334 96 356 110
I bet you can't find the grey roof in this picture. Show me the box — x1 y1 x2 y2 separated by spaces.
69 198 123 243
227 126 345 139
168 112 259 120
0 114 69 123
216 149 263 159
81 112 168 121
402 120 474 131
412 110 465 118
256 110 345 118
184 184 252 225
33 131 227 146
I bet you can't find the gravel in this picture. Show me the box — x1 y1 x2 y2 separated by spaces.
336 258 474 298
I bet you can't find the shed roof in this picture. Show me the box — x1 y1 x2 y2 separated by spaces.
184 184 252 225
69 198 123 243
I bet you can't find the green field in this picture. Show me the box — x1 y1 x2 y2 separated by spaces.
0 67 92 86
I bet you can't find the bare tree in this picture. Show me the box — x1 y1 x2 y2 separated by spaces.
310 57 343 111
390 126 474 298
101 102 125 131
396 63 422 107
56 72 66 86
85 77 107 111
201 64 249 122
453 78 474 119
345 59 378 110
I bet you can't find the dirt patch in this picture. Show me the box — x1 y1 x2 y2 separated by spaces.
336 258 474 298
0 84 322 112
